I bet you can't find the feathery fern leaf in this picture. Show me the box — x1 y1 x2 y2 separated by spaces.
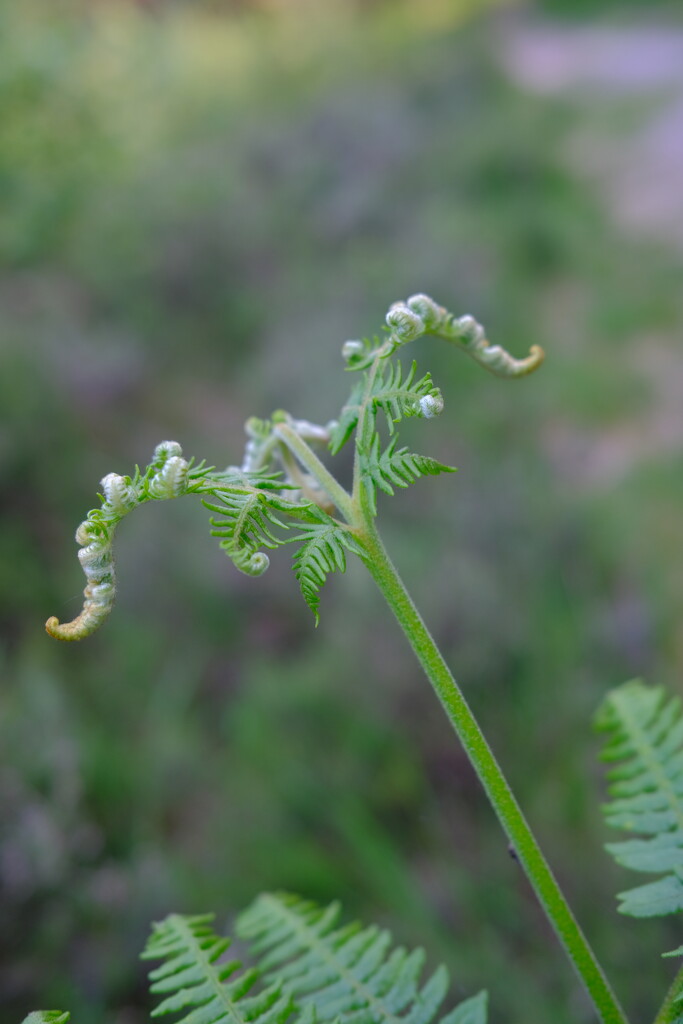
329 361 442 455
21 1015 70 1024
360 435 455 515
291 518 365 623
142 913 296 1024
236 892 487 1024
595 679 683 918
370 361 442 434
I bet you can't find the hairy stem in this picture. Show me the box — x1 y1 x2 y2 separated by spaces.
274 422 355 522
653 966 683 1024
357 516 629 1024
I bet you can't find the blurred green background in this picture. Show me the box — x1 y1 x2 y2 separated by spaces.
2 0 683 1020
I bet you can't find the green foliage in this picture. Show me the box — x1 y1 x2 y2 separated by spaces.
595 680 683 919
360 435 456 516
236 893 487 1024
21 895 486 1024
330 361 442 455
142 913 294 1024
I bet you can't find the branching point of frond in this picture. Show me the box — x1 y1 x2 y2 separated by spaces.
595 679 683 920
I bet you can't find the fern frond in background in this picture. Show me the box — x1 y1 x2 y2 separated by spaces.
23 895 487 1024
595 679 683 919
236 892 487 1024
142 912 295 1024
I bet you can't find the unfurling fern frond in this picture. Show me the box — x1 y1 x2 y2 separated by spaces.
329 363 442 457
236 892 487 1024
142 913 295 1024
369 361 443 434
360 434 456 516
203 490 292 578
595 679 683 919
291 517 365 624
21 1014 70 1024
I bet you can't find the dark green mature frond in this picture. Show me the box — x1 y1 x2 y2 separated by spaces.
360 434 456 516
21 1014 70 1024
142 913 295 1024
595 679 683 918
236 893 487 1024
291 518 365 623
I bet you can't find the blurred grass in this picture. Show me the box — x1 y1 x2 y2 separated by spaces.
2 0 683 1022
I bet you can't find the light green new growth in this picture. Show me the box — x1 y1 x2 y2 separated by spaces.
46 293 540 638
595 680 683 921
43 292 640 1024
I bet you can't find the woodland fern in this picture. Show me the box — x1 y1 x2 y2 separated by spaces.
45 290 659 1024
22 897 487 1024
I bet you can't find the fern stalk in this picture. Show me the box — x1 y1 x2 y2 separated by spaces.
355 515 629 1024
653 965 683 1024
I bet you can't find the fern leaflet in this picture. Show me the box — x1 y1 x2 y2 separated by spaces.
329 361 442 456
291 518 364 623
360 434 456 515
370 361 442 434
142 913 295 1024
236 893 487 1024
595 679 683 918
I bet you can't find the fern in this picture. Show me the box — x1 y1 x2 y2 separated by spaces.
142 912 296 1024
291 517 365 623
595 679 683 918
236 892 487 1024
360 434 456 516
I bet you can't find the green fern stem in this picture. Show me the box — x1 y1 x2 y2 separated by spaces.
652 965 683 1024
274 421 355 521
356 516 629 1024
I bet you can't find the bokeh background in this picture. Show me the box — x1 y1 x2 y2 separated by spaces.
2 0 683 1020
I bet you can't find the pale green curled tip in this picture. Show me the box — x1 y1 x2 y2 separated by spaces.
403 294 544 377
346 294 544 376
46 441 193 641
444 312 544 378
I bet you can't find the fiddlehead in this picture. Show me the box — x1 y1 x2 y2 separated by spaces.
45 441 324 640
